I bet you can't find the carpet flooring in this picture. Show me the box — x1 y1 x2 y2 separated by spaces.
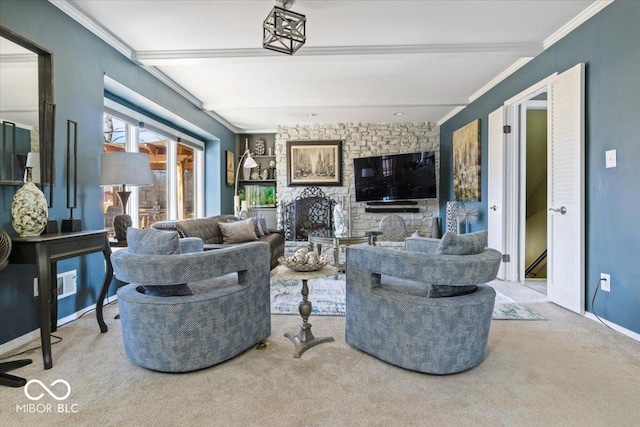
271 275 545 320
1 287 638 427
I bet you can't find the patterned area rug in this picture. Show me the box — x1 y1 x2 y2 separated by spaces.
270 274 545 320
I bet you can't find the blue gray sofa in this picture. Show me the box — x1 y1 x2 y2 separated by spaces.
152 214 284 269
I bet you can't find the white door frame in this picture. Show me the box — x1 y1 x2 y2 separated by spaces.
502 74 557 282
518 99 548 280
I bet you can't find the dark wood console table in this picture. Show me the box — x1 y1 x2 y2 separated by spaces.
9 230 113 370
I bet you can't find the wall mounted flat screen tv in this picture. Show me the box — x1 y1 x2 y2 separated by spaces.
353 151 437 202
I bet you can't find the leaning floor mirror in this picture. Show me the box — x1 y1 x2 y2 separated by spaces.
0 25 55 205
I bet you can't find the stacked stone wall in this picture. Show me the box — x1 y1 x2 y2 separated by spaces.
275 122 440 246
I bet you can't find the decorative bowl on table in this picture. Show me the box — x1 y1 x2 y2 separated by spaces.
278 249 329 272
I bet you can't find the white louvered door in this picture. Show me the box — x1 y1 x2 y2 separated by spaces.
487 106 506 280
547 63 585 313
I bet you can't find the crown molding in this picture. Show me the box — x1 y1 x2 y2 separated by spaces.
468 57 534 103
49 0 133 59
437 57 533 125
140 66 240 133
49 0 239 134
438 0 612 125
135 42 542 64
544 0 615 49
437 106 466 126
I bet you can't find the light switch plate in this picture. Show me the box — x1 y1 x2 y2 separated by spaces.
605 149 617 168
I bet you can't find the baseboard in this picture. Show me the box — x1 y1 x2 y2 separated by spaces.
0 330 41 357
57 294 119 327
584 312 640 342
0 295 119 357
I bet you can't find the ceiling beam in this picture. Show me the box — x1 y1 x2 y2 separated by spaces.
136 42 542 64
203 102 468 111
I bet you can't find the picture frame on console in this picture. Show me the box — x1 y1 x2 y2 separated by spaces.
286 140 343 186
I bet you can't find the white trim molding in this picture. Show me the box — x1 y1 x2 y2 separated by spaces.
584 313 640 343
544 0 615 49
49 0 133 59
439 0 614 125
0 330 40 357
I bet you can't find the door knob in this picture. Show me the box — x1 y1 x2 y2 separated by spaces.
549 206 567 214
489 205 497 211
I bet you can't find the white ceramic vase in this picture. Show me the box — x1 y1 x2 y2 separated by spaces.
11 168 48 236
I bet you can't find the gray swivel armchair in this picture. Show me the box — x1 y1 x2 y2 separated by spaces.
345 231 501 374
111 228 271 372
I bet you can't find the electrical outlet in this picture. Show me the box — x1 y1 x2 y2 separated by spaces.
57 270 78 298
600 273 611 292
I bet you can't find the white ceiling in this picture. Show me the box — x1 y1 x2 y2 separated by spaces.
52 0 606 133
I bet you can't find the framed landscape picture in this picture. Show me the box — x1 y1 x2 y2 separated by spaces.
286 140 343 186
225 151 235 187
453 119 481 201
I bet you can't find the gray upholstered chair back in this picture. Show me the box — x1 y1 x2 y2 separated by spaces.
345 241 501 375
111 237 271 372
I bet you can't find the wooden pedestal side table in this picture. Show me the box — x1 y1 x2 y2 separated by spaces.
272 264 339 358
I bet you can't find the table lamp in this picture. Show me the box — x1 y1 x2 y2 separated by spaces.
100 152 153 241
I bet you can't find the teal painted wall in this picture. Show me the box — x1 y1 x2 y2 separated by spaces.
440 1 640 333
0 0 236 345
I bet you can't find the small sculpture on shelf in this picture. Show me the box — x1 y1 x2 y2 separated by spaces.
333 202 348 238
254 139 265 156
268 159 276 179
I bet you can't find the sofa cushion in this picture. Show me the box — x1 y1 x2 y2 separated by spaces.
436 230 487 255
219 218 259 244
127 228 181 255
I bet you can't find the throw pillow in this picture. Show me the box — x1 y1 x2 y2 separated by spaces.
252 217 265 237
127 228 181 255
218 218 259 244
258 216 270 235
436 230 488 255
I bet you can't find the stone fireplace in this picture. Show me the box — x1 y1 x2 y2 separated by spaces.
275 122 440 248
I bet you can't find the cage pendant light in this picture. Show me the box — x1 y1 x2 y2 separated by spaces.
263 1 306 55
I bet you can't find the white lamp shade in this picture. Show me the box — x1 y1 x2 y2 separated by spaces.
243 152 258 169
24 152 41 183
100 152 153 186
